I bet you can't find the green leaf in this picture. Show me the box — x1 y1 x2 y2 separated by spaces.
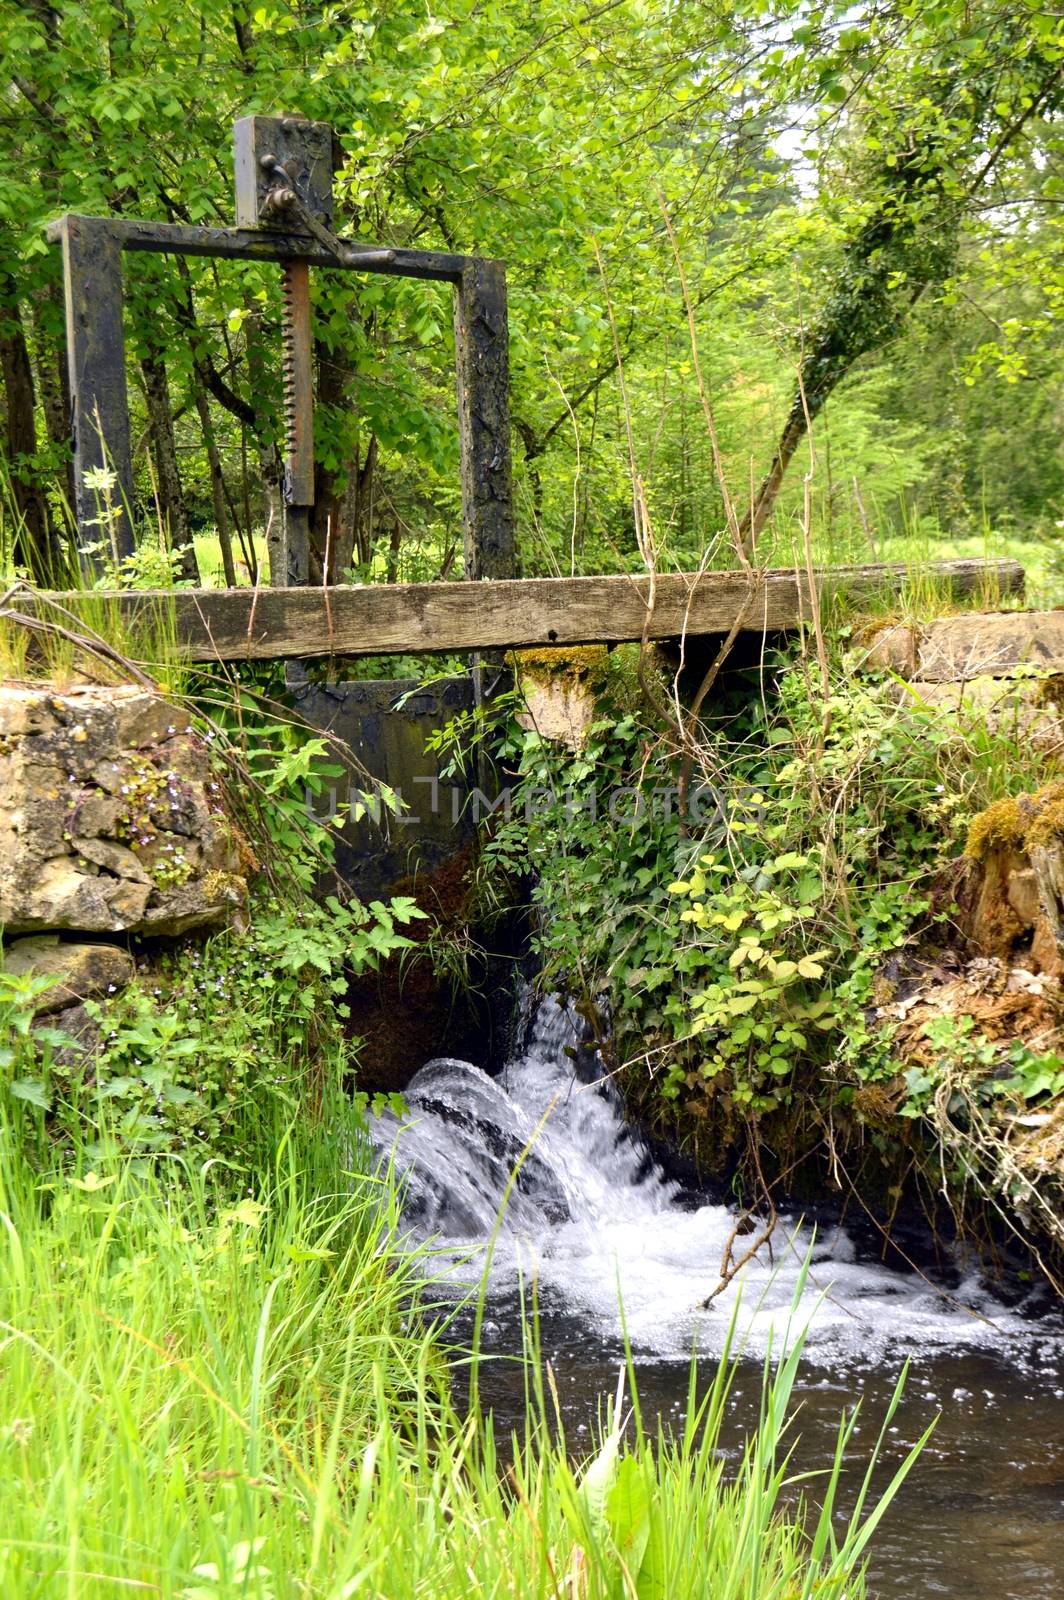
606 1457 652 1576
577 1422 621 1534
284 1243 336 1263
10 1078 50 1110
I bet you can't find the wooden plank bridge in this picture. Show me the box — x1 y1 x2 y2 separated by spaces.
20 559 1024 663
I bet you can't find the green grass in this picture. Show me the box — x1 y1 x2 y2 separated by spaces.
876 528 1063 610
0 1087 928 1600
191 533 268 589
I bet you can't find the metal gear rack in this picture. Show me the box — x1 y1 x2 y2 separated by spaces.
47 113 515 593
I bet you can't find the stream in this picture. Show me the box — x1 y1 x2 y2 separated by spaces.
371 997 1064 1600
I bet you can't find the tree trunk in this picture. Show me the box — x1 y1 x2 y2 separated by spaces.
384 510 402 584
514 417 544 529
0 280 56 583
327 429 378 583
738 407 809 549
309 335 350 583
141 349 199 582
192 384 235 587
350 432 378 572
330 468 359 582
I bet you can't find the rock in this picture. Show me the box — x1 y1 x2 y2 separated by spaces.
516 677 597 749
861 609 1064 683
0 683 251 936
888 675 1064 752
863 621 919 678
4 935 135 1014
42 1002 103 1064
75 792 124 837
513 646 606 750
75 837 151 883
860 611 1064 751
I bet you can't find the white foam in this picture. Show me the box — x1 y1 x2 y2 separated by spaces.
371 996 1064 1368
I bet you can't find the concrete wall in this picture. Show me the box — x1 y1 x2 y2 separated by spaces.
288 674 479 897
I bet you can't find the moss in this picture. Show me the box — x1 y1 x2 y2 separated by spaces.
1036 673 1064 710
965 782 1064 861
1025 784 1064 849
852 614 906 646
851 1079 905 1129
509 645 609 688
215 816 259 880
965 797 1027 860
871 972 898 1006
203 869 247 904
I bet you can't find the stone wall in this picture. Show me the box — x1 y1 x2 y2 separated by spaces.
0 682 253 1038
0 684 250 937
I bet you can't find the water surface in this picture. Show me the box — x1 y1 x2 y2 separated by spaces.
372 997 1064 1599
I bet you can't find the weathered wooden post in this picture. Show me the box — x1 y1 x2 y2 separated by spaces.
53 215 136 565
454 257 515 583
232 113 337 590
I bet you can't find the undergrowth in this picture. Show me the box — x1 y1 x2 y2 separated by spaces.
466 625 1064 1214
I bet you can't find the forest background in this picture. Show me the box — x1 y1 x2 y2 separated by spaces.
2 0 1063 596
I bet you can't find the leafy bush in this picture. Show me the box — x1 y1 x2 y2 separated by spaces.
479 636 1059 1143
1 890 420 1167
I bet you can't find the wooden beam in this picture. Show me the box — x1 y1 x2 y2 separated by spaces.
46 214 469 283
17 559 1023 664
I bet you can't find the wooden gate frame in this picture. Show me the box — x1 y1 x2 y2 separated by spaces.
47 128 514 587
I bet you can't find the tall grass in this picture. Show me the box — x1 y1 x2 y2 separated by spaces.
0 1087 928 1600
0 586 189 694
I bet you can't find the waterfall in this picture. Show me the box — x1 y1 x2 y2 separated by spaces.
371 996 1064 1369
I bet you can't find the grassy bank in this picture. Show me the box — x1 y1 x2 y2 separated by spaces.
0 1085 924 1599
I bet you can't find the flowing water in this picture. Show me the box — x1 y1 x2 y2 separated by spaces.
372 997 1064 1599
